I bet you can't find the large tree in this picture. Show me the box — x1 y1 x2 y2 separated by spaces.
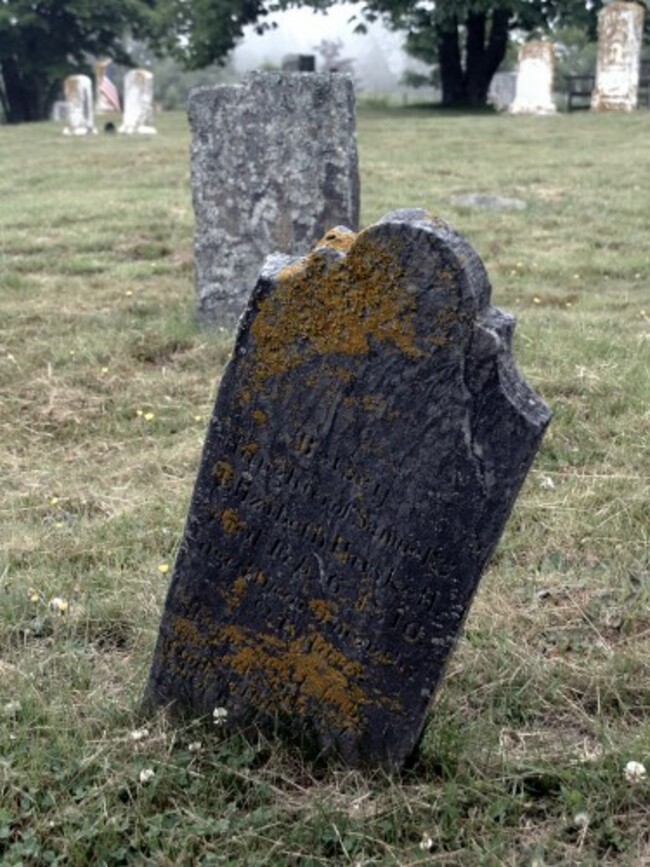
0 0 158 123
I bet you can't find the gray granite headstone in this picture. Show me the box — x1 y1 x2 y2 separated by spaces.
190 72 360 329
143 209 551 769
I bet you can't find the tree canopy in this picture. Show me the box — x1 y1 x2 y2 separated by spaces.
0 0 158 122
152 0 607 107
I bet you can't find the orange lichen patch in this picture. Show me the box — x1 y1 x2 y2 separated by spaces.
213 460 234 486
239 388 252 407
219 508 247 535
249 232 423 384
241 442 260 458
221 625 369 728
251 409 268 426
316 226 357 254
308 598 338 623
224 575 249 612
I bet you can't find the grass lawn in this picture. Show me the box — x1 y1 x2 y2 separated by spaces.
0 106 648 865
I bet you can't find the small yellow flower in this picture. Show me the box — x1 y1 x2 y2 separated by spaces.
49 597 69 615
125 290 133 297
194 415 203 422
50 497 59 506
533 296 541 305
157 563 170 575
143 412 155 422
28 588 40 603
101 367 109 374
136 409 143 417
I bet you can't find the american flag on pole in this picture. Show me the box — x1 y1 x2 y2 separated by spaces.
99 65 121 112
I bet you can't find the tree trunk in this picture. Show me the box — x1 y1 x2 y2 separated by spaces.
438 9 511 108
1 58 54 123
437 16 464 107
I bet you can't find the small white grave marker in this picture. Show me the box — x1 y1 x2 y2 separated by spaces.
62 75 96 136
119 69 157 135
510 42 556 115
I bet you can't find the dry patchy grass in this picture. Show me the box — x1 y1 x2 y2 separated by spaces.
0 108 648 865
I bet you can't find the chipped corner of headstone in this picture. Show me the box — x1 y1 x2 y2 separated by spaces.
144 208 551 771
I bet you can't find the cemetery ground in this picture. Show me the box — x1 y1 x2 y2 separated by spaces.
0 107 648 866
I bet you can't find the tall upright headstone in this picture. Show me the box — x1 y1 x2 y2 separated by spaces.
142 209 551 770
118 69 157 135
189 72 360 329
62 75 96 136
591 1 645 112
509 41 557 115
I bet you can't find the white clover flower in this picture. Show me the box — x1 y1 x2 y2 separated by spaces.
130 728 150 741
139 768 155 784
574 811 589 829
539 475 555 490
213 707 228 726
624 760 647 784
3 700 22 716
188 741 202 753
419 833 433 852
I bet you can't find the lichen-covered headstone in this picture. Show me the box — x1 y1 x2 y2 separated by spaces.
189 72 360 329
509 41 557 115
143 210 551 770
62 75 96 136
591 1 645 112
118 69 156 135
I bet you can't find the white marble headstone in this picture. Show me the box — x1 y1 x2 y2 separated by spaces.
62 75 96 136
591 1 645 112
510 42 556 115
119 69 157 135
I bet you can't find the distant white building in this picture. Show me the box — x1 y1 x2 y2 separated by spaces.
231 4 436 100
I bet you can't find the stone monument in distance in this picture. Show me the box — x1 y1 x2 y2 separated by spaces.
143 209 551 770
591 1 645 111
509 41 557 115
118 69 157 135
189 72 360 330
62 75 96 136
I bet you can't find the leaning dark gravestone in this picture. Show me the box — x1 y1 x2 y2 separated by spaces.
190 72 359 329
143 209 551 770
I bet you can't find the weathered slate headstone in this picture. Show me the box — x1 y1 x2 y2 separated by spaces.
118 69 157 135
591 1 645 112
189 72 360 329
143 210 551 770
509 41 557 115
62 75 96 136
